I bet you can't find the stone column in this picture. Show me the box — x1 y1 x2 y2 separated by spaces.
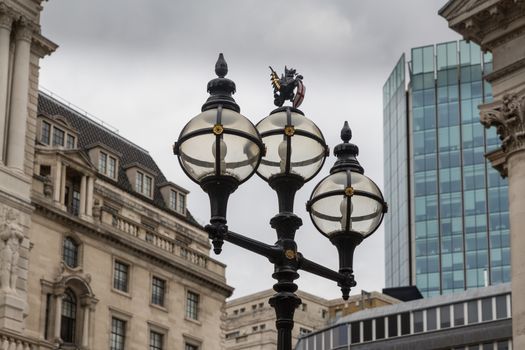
6 20 32 171
481 92 525 347
54 293 63 341
86 176 94 217
0 10 12 163
60 163 66 205
79 175 87 216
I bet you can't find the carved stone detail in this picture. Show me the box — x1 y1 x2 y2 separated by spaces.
14 18 33 42
481 92 525 154
0 9 13 31
0 208 24 292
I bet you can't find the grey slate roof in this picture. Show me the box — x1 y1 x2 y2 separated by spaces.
37 91 201 228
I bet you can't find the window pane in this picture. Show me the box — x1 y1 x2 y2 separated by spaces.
350 322 360 344
186 291 199 320
400 313 410 335
109 157 117 178
66 134 75 149
496 295 507 319
454 303 464 326
363 319 372 342
113 261 129 292
413 310 423 333
170 190 177 210
99 152 107 174
63 238 78 268
482 298 493 321
468 300 478 324
388 315 397 337
41 121 51 144
151 277 166 306
144 175 152 196
53 127 65 146
375 318 385 340
136 172 144 193
440 306 451 328
111 318 126 350
150 331 163 350
61 289 76 343
427 308 437 331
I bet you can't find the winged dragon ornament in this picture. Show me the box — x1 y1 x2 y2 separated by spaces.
480 92 525 153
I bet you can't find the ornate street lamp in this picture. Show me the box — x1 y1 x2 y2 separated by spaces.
173 54 387 350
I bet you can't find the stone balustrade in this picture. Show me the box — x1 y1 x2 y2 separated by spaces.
0 334 39 350
111 214 219 273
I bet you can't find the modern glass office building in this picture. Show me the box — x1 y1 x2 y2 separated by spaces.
383 41 510 297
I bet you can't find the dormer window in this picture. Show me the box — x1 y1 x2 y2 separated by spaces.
160 182 188 214
98 151 118 179
136 171 153 197
38 116 77 149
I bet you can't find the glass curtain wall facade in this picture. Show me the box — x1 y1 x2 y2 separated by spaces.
384 41 510 297
383 55 411 288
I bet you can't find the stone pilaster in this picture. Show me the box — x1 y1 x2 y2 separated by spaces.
0 8 13 164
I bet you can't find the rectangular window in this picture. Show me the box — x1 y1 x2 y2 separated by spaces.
186 291 199 320
150 331 163 350
136 172 144 194
496 295 507 319
482 297 493 321
99 152 107 174
170 190 177 210
400 313 410 335
113 261 129 293
440 306 451 328
151 277 166 307
108 156 117 178
185 343 198 350
427 308 437 331
413 310 423 333
375 317 385 339
144 175 152 197
350 322 360 344
468 300 478 324
41 121 51 144
363 319 372 341
454 303 464 326
66 134 75 149
53 127 65 146
110 318 126 350
388 315 398 337
178 193 186 213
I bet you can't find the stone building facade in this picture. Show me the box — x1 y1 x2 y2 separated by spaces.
223 290 398 350
0 0 232 349
439 0 525 347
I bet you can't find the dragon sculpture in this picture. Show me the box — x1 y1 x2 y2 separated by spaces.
269 66 305 108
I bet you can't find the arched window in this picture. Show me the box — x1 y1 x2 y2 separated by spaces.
61 288 77 343
63 237 78 268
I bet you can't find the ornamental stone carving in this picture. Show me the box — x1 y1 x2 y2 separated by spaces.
480 92 525 154
14 18 33 42
0 208 24 292
0 8 13 31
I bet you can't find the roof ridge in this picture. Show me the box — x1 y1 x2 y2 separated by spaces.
38 88 150 155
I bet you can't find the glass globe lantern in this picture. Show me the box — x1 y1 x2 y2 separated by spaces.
307 122 387 281
173 54 264 224
256 107 328 183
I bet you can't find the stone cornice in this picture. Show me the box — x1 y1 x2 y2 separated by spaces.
31 32 57 58
32 197 233 297
480 89 525 158
442 0 525 47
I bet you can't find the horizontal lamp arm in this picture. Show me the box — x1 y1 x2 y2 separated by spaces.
224 229 281 262
296 252 346 283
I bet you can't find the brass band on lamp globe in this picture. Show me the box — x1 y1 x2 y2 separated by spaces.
256 107 328 183
174 54 264 186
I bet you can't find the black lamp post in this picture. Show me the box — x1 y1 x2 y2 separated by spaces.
173 54 387 350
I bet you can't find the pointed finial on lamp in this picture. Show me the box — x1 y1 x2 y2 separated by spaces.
215 53 228 78
341 121 352 143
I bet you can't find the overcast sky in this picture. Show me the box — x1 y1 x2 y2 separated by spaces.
39 1 460 300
